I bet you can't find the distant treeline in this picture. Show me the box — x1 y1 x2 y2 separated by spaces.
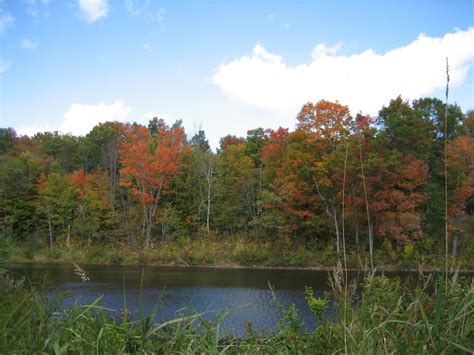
0 96 472 259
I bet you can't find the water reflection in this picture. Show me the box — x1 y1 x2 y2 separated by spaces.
6 263 405 335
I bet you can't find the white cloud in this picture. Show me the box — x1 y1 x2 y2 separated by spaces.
20 39 38 49
0 58 10 74
213 28 474 116
311 42 343 59
79 0 108 23
61 99 131 135
0 6 14 34
143 43 150 50
18 100 132 137
152 7 165 25
23 0 50 20
16 123 54 137
125 0 164 28
125 0 150 16
266 13 277 23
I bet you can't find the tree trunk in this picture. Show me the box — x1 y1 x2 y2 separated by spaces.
144 222 153 248
204 159 213 234
143 192 161 248
47 214 53 250
141 205 147 240
355 220 360 254
257 167 262 218
452 215 462 257
452 234 459 257
369 222 374 268
359 146 374 271
148 183 163 248
119 189 136 248
66 223 71 246
333 207 340 256
206 172 211 234
312 176 341 258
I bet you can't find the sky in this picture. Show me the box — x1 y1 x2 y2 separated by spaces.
0 0 473 149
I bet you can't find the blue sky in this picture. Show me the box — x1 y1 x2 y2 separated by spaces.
0 0 473 148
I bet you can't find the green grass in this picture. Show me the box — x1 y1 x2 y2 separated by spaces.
0 266 472 354
5 237 474 271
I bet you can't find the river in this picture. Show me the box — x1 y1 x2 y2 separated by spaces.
5 263 421 335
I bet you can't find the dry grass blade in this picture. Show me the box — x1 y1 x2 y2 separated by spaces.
444 57 450 291
73 262 90 282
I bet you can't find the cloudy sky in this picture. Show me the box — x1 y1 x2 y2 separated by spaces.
0 0 473 148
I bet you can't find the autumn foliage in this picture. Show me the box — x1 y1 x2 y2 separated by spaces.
119 122 186 247
0 98 472 259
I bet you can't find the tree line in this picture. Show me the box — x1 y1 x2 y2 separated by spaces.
0 96 472 259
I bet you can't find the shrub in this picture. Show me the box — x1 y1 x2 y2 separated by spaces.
304 286 328 320
0 229 13 260
46 248 61 260
23 244 37 260
383 238 397 260
109 252 124 264
233 249 268 266
86 246 104 261
403 243 416 260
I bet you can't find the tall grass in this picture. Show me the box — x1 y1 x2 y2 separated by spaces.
341 140 350 354
359 143 373 271
1 268 472 353
445 57 450 291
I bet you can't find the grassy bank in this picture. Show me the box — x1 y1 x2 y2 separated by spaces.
1 266 472 353
4 237 474 271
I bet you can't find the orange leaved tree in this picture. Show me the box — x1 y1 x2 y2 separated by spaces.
297 100 352 256
119 120 186 248
447 135 474 256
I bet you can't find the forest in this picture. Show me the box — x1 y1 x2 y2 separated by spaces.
1 96 473 269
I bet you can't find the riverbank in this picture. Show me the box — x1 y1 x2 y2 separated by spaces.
4 238 473 272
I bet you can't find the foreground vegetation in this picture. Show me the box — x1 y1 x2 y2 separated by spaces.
1 267 472 354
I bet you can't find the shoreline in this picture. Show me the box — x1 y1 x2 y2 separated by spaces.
3 258 474 274
4 241 473 274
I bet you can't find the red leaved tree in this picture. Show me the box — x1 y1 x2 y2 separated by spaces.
119 121 186 248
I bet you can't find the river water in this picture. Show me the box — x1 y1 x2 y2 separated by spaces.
5 263 418 335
